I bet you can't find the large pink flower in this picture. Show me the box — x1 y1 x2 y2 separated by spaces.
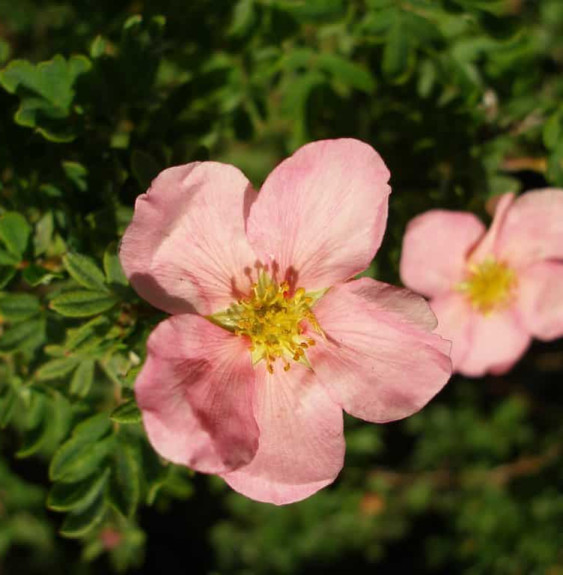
120 139 452 505
400 190 563 377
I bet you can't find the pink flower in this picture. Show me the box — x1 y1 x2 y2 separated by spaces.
400 190 563 377
120 139 452 505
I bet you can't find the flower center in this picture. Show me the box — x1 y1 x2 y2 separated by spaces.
456 258 517 314
210 272 324 373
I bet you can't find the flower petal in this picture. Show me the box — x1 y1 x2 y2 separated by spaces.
136 314 259 475
517 261 563 341
429 293 474 372
494 189 563 267
247 139 391 290
120 162 258 315
307 279 452 424
400 210 485 297
470 193 514 262
457 309 531 377
222 363 345 505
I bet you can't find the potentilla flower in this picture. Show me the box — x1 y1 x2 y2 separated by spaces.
400 190 563 377
120 139 452 505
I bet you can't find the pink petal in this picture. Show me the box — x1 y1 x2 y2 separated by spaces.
494 189 563 268
470 193 514 262
517 261 563 341
222 363 345 505
120 163 258 315
456 309 531 377
136 314 259 474
400 210 485 297
307 279 452 424
247 139 391 290
429 293 474 372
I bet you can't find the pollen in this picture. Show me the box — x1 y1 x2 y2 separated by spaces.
456 258 517 315
210 272 324 373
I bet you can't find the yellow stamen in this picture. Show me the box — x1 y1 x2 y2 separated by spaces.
209 271 325 373
456 258 517 315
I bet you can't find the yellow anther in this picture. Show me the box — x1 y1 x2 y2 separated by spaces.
456 258 517 314
210 271 324 373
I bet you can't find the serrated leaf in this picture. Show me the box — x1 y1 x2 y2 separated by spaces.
103 246 128 286
0 293 40 322
0 317 46 352
0 212 31 257
50 290 117 317
59 489 107 538
36 357 80 381
109 443 140 517
48 469 110 511
70 360 95 398
63 253 107 291
110 399 142 424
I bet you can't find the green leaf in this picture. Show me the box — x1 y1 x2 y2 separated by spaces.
0 248 20 265
0 55 92 142
59 489 107 538
62 161 88 192
16 414 50 458
63 252 107 291
73 412 113 441
33 212 54 256
382 14 412 82
48 469 110 511
36 357 81 381
103 246 128 286
229 0 257 38
0 317 46 352
543 112 561 150
109 443 140 517
110 399 142 425
0 389 17 428
0 212 31 257
69 360 95 398
0 293 40 322
50 433 115 483
50 290 117 317
22 264 56 286
90 35 108 59
0 266 16 289
317 54 375 94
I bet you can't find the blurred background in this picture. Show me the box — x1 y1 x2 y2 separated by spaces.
1 0 563 573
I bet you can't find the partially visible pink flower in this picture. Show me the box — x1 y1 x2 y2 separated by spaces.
400 190 563 377
120 139 452 505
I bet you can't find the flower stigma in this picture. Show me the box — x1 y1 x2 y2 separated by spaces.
456 258 517 315
210 271 324 373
